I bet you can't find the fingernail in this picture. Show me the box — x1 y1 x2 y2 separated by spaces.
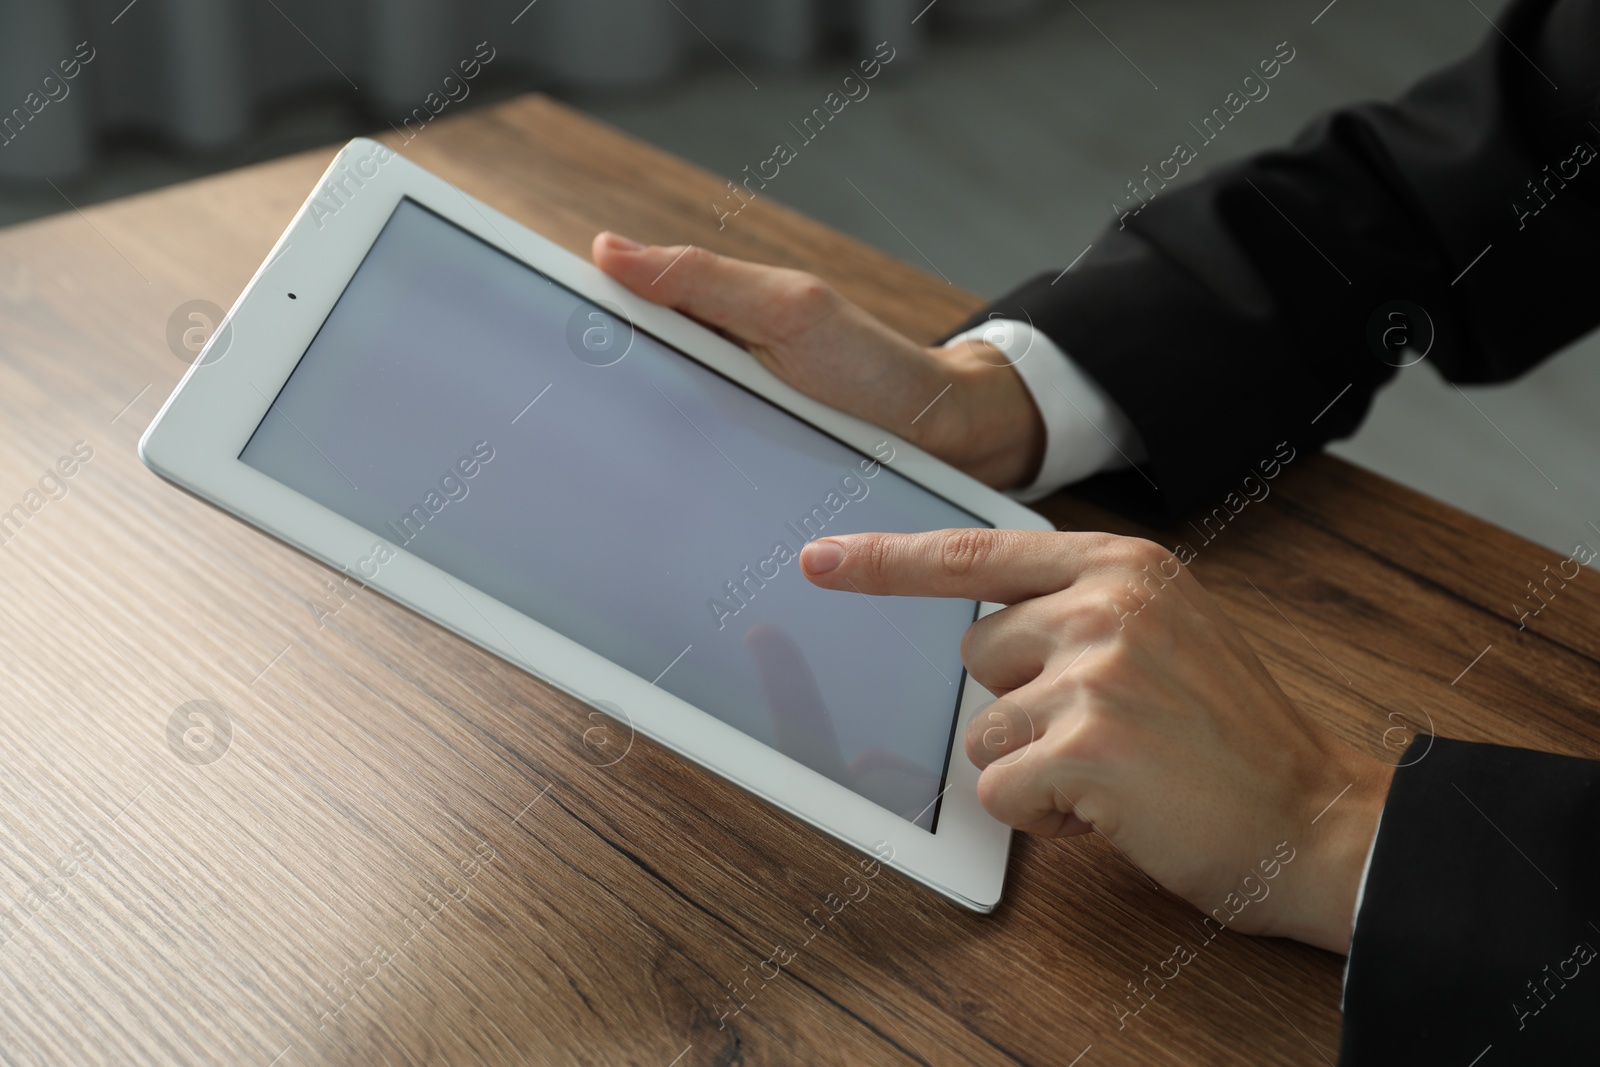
802 539 845 575
601 231 644 252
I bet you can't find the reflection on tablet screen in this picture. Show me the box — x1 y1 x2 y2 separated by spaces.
240 199 988 831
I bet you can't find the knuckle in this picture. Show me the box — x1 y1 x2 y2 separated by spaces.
1072 659 1136 722
676 246 717 303
958 606 1005 663
682 244 714 272
857 533 895 585
786 273 835 312
770 273 839 345
1072 662 1114 704
1082 531 1124 561
1120 536 1170 569
966 700 1033 770
938 528 993 578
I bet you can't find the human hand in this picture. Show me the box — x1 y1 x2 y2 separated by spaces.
591 233 1045 490
798 528 1394 954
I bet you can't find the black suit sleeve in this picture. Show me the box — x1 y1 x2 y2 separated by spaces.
1339 737 1600 1064
954 0 1600 522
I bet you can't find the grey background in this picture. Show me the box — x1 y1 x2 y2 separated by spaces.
4 0 1594 556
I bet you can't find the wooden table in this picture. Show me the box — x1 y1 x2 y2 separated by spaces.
1 94 1596 1066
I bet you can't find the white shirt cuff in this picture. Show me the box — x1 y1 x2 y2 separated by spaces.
1341 802 1385 1010
946 319 1146 503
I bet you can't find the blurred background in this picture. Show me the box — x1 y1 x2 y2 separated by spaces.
3 0 1594 556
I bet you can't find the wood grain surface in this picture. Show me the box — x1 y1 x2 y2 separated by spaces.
1 94 1596 1067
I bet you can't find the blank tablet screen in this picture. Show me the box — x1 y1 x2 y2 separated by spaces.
240 198 986 831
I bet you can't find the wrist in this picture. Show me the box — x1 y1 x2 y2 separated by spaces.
1266 745 1394 953
915 340 1046 489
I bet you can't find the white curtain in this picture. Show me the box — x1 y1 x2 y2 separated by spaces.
0 0 1039 179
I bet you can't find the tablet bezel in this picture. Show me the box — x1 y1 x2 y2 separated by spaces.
140 137 1054 911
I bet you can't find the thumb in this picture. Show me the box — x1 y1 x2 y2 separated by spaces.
591 231 832 350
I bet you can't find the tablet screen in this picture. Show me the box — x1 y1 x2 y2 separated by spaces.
240 198 987 832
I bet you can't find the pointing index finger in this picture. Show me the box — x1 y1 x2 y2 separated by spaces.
800 528 1103 604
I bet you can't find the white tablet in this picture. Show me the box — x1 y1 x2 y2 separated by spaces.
141 138 1052 911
